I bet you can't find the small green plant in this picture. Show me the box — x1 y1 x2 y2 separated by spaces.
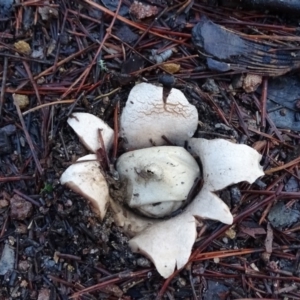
40 182 53 193
98 59 107 72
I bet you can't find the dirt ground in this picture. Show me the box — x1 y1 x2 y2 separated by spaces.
1 0 300 299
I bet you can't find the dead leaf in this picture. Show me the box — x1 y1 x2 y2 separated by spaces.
265 222 273 254
162 63 181 74
252 140 267 152
13 94 29 109
47 39 57 56
239 224 266 238
100 284 123 297
14 40 31 55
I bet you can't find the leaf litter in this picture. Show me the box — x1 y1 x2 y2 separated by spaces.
1 0 300 299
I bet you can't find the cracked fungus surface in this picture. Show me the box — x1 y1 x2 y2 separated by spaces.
120 83 198 149
136 101 193 118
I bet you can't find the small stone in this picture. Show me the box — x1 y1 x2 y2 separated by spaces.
204 281 229 300
115 25 139 45
64 199 73 207
268 201 299 228
0 199 9 208
10 194 33 220
177 277 186 287
202 78 220 93
129 1 159 19
242 74 262 93
0 242 15 275
8 236 15 245
136 257 151 268
20 280 28 287
18 260 31 272
31 47 44 59
15 223 28 234
213 257 220 263
225 227 236 239
37 288 50 300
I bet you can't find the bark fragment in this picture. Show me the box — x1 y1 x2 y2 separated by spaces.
192 17 300 76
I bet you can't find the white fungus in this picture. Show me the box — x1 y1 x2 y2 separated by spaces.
129 213 197 278
188 138 264 191
116 146 200 218
60 84 265 279
60 155 110 220
120 82 198 149
109 200 157 236
67 112 114 153
125 138 264 277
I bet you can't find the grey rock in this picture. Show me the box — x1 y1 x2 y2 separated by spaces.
0 243 15 275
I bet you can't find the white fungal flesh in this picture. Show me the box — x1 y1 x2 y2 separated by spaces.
67 112 114 153
185 186 233 224
120 83 198 149
109 200 157 237
60 86 265 279
60 155 110 220
188 138 264 191
129 213 197 278
128 139 264 278
116 146 200 218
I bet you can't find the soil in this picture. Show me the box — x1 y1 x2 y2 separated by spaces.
1 1 300 299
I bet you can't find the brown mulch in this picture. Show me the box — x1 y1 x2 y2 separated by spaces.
1 0 300 299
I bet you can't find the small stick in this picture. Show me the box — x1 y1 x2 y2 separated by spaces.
59 131 70 161
0 56 8 119
130 6 168 55
68 9 101 24
252 94 283 141
248 127 293 149
52 9 68 75
55 252 82 261
14 101 43 175
72 0 123 98
112 100 119 162
60 67 90 99
83 0 190 43
66 92 85 118
261 77 268 129
13 189 41 207
23 99 75 116
23 61 43 106
0 214 9 238
70 269 150 298
259 182 284 225
265 155 300 174
0 176 34 182
33 44 96 80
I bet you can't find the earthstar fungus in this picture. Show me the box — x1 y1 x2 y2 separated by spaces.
60 83 264 278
